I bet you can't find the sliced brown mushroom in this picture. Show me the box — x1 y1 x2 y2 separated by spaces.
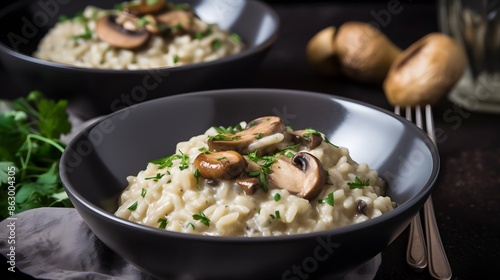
156 9 194 33
267 152 328 200
208 116 287 156
194 150 247 180
123 0 168 16
357 200 368 215
289 130 323 149
236 177 260 195
95 14 150 49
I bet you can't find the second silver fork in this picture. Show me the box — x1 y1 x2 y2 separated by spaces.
394 105 452 280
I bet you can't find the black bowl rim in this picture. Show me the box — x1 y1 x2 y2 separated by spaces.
0 0 279 74
60 88 440 243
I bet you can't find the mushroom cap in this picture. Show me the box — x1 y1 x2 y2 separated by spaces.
335 21 401 84
194 150 247 180
267 152 328 200
208 116 286 155
383 33 467 106
306 26 340 76
95 15 150 49
236 177 260 195
156 9 194 32
289 129 323 150
124 0 167 16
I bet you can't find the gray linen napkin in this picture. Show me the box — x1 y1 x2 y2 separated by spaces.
0 208 150 280
0 208 380 280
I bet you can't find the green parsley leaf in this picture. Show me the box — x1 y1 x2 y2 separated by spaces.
347 177 370 189
145 173 165 181
212 38 222 50
274 193 281 202
137 17 152 28
230 33 241 42
128 201 139 211
318 192 334 206
173 54 179 64
150 151 189 170
141 188 147 198
158 218 168 229
72 26 93 40
193 211 211 226
0 92 72 219
198 147 210 154
194 168 200 183
194 28 213 40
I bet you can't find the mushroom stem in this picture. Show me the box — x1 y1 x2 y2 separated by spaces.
208 116 287 156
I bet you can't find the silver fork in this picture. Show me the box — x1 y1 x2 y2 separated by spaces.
394 105 452 280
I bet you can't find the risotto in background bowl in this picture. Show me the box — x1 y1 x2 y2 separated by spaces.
60 88 440 280
0 0 278 113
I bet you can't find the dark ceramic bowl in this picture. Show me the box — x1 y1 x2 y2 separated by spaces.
0 0 278 113
60 88 440 280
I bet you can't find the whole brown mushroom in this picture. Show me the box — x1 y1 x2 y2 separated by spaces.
335 21 402 84
383 33 467 106
306 26 340 76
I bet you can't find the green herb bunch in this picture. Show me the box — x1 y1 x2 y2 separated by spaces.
0 91 72 219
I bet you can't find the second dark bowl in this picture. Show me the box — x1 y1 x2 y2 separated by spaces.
0 0 279 113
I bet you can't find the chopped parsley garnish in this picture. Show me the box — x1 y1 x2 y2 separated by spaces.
137 17 152 28
212 38 222 50
128 201 139 211
147 0 161 6
171 23 183 31
150 150 189 170
304 128 338 148
318 192 334 206
198 147 210 154
347 177 370 189
230 33 241 43
216 157 227 161
274 193 281 202
213 124 243 134
187 222 195 230
158 218 168 229
208 124 244 141
255 133 263 139
72 26 92 40
284 151 294 158
173 54 179 64
246 151 279 193
141 188 147 198
193 211 211 226
145 173 165 181
168 3 190 10
194 28 213 40
194 168 200 183
208 134 228 141
270 210 280 220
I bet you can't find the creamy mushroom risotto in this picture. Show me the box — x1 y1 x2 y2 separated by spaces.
115 116 395 236
34 0 244 69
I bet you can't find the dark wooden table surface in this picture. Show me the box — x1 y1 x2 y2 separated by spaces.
1 1 499 279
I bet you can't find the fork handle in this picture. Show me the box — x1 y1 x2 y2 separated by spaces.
424 195 453 280
406 213 428 270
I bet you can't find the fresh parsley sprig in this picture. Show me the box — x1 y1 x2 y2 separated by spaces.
193 211 211 226
150 150 190 170
318 192 334 206
0 91 72 219
347 177 370 189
